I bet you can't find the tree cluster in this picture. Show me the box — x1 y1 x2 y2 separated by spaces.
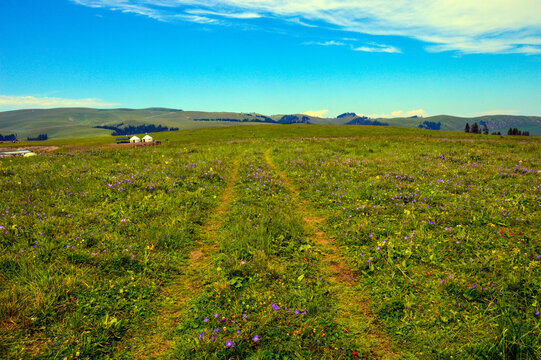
27 134 48 141
194 117 274 123
465 122 489 134
0 133 17 141
418 121 441 130
278 115 311 124
346 117 388 126
337 112 357 118
507 128 530 136
94 124 177 136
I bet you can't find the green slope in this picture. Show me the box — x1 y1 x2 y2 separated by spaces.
1 108 540 140
0 108 274 139
384 115 541 135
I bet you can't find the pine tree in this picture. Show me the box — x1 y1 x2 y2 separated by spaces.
471 122 479 134
483 123 489 135
465 123 470 133
508 128 513 135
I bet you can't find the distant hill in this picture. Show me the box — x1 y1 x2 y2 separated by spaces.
383 115 541 135
0 108 539 139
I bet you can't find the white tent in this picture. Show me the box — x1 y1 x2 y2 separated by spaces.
142 134 153 143
130 136 140 143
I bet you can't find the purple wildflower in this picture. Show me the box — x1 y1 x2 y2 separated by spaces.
253 335 259 342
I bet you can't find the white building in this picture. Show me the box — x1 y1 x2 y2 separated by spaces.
142 134 153 143
130 136 140 143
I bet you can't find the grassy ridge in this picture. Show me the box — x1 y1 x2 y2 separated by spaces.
0 108 273 139
1 108 540 140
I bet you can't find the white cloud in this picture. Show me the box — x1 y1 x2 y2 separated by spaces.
470 109 520 116
187 9 261 19
303 109 329 118
362 109 428 118
353 43 401 53
0 95 119 109
71 0 541 55
304 40 345 46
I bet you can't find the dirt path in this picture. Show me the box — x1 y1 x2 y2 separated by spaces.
128 157 240 359
264 148 398 359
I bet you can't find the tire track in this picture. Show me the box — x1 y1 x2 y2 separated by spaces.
264 148 399 359
127 157 240 359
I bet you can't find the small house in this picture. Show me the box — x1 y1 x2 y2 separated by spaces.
130 136 141 143
142 134 153 143
116 136 130 144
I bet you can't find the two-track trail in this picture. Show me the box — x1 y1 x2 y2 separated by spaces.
264 148 399 359
128 157 240 359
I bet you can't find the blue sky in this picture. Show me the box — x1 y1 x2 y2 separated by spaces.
0 0 540 117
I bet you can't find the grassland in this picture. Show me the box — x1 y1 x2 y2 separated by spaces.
1 125 540 359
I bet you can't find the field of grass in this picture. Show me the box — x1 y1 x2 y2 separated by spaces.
1 125 540 359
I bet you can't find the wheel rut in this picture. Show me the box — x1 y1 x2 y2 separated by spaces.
264 148 398 359
128 157 240 359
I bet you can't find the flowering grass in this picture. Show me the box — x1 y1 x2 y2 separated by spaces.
274 135 541 358
1 127 540 359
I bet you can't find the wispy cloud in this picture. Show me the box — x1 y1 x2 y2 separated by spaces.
353 43 401 53
470 109 520 116
71 0 541 55
186 9 261 19
362 109 428 118
303 109 329 117
0 95 119 109
304 40 345 46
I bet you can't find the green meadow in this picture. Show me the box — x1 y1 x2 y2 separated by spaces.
1 125 540 359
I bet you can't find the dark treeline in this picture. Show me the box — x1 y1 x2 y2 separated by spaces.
194 117 275 123
465 122 489 134
465 122 530 136
0 134 17 141
346 117 389 126
337 112 357 118
507 128 530 136
27 134 48 141
418 121 441 130
277 115 311 124
94 124 178 136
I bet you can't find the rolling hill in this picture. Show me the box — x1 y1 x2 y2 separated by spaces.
0 108 539 139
